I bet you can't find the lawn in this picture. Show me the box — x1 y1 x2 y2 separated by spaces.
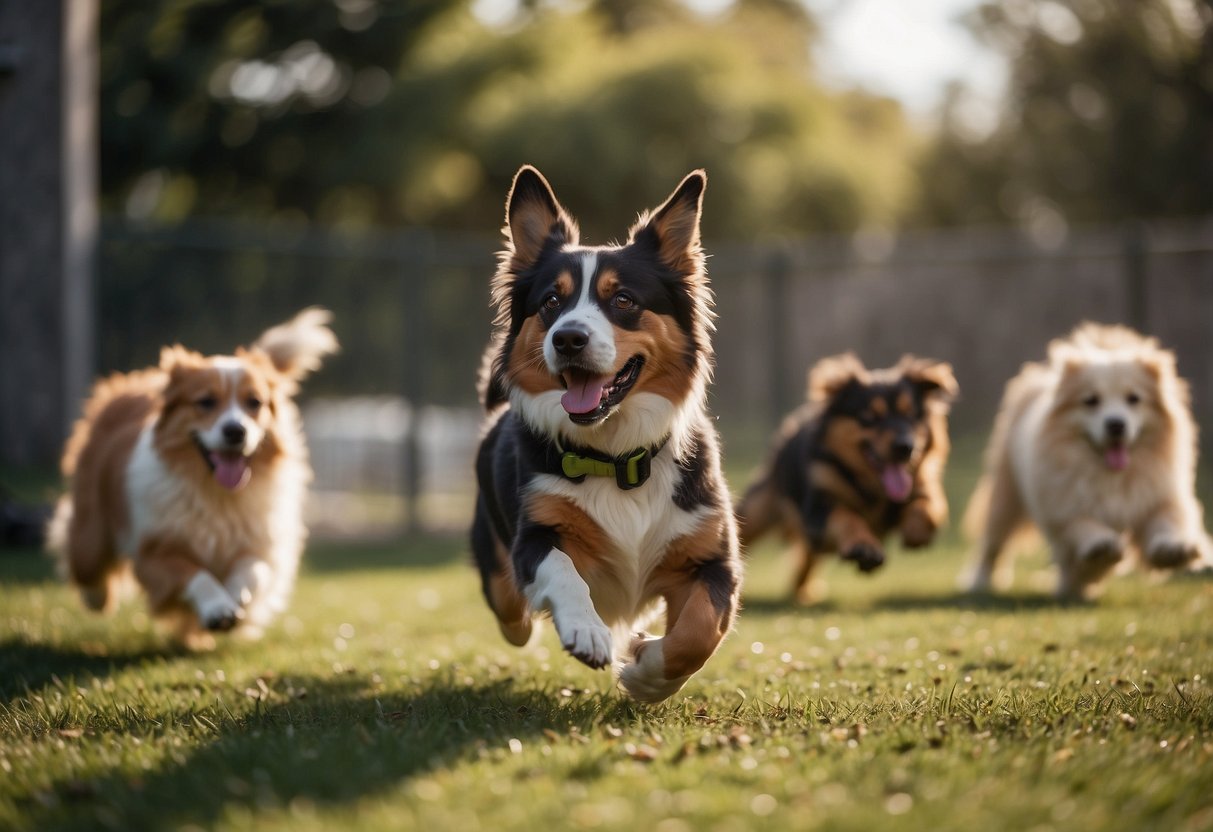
3 452 1213 831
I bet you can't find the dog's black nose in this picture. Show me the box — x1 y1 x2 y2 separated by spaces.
1105 417 1126 439
890 436 915 462
552 327 589 357
222 422 247 444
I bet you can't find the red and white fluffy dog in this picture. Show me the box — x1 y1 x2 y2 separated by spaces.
50 309 337 645
472 166 742 702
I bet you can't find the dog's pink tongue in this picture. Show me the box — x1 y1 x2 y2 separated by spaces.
561 373 611 415
209 452 251 491
1105 445 1129 471
881 464 913 502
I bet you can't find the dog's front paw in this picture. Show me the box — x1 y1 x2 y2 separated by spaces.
198 593 245 631
618 635 689 703
1146 538 1201 570
841 542 886 573
1078 537 1124 566
553 609 612 669
900 512 937 549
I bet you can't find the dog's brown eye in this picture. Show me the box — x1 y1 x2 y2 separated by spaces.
613 292 635 310
246 396 262 411
543 293 560 311
196 395 217 411
1082 394 1100 408
1126 392 1141 406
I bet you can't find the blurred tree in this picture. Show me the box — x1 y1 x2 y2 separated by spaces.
912 0 1213 229
100 0 915 239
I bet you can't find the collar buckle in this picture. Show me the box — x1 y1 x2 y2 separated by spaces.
559 445 655 490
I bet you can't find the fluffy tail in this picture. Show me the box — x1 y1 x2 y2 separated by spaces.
253 307 339 384
736 476 779 550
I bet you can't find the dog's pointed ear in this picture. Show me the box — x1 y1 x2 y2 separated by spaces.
629 170 706 274
897 355 959 408
808 353 867 402
504 166 578 265
159 345 203 378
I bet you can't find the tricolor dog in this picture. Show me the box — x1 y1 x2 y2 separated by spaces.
471 166 742 702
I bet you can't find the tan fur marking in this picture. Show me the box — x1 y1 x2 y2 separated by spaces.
661 583 728 678
826 505 884 553
613 312 695 405
506 317 560 396
555 272 574 297
596 270 620 300
641 513 736 679
525 493 612 572
870 398 888 418
132 535 204 614
895 391 912 415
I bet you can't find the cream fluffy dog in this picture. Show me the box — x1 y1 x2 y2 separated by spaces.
964 323 1211 599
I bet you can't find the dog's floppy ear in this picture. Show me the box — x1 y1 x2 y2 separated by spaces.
504 166 578 266
897 355 959 408
629 170 706 274
807 353 867 403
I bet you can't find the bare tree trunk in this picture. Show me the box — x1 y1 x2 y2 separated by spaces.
0 0 96 468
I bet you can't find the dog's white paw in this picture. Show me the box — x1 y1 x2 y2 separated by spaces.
185 572 245 632
617 635 690 704
197 592 244 631
1146 538 1201 570
1078 537 1124 566
553 609 613 669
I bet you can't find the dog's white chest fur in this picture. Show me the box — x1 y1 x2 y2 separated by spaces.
529 451 708 626
1012 396 1172 531
122 425 292 572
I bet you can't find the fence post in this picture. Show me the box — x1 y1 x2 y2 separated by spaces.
764 249 793 426
1122 220 1148 332
399 230 434 535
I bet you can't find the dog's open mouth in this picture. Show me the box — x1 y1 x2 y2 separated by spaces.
194 435 252 491
1103 439 1129 471
559 356 645 425
864 445 914 503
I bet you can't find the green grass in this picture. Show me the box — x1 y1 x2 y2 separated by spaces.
4 479 1213 830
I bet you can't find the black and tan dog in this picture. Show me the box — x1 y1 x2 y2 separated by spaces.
737 353 957 601
471 165 742 702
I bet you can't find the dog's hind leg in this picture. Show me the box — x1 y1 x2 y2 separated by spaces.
57 495 121 612
471 498 533 646
736 478 778 549
1053 520 1124 600
789 540 821 604
963 465 1028 593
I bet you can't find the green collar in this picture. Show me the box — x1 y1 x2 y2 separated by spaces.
557 438 667 490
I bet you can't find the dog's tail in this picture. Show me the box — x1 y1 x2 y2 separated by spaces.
736 476 779 551
252 307 339 385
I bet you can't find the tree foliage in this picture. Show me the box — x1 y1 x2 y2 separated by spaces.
100 0 915 239
913 0 1213 228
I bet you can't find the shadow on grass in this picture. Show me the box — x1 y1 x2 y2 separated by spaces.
0 636 174 706
739 596 839 616
304 533 466 573
739 590 1071 615
870 591 1074 612
19 674 641 832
